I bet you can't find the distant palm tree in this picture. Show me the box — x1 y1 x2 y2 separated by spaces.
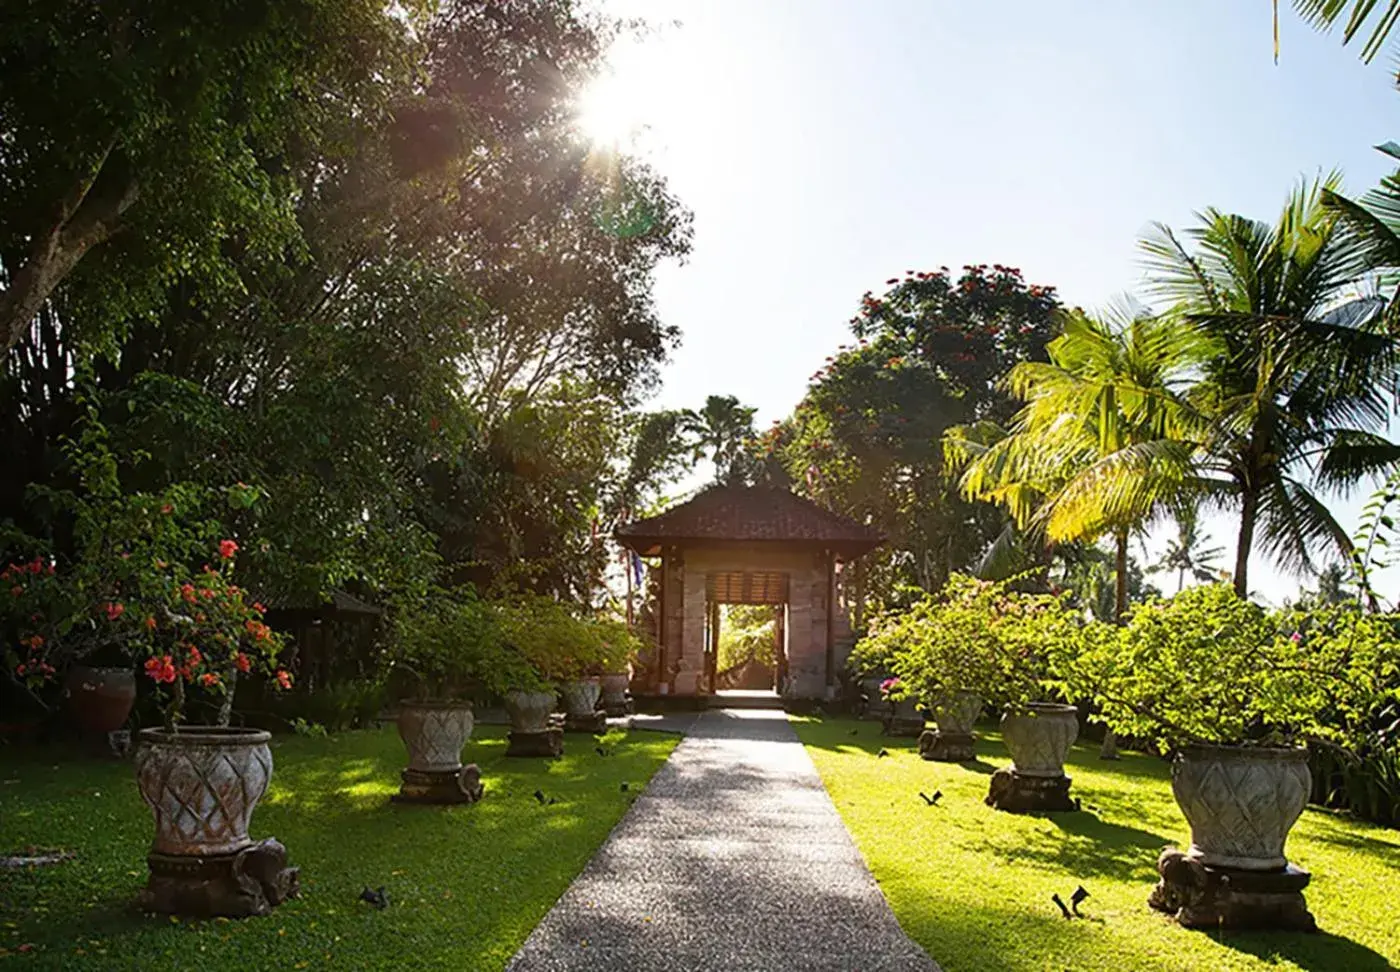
684 395 758 485
1148 508 1226 593
951 305 1199 623
1141 176 1400 598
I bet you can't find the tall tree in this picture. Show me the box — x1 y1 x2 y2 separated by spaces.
950 306 1198 623
1141 176 1400 597
685 395 758 484
0 0 414 358
778 264 1062 599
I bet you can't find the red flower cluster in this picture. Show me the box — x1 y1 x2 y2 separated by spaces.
144 655 178 684
219 539 239 559
275 669 293 690
102 601 125 621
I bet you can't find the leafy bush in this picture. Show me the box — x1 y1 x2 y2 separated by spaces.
1069 584 1400 750
851 574 1087 710
717 605 777 672
386 588 528 701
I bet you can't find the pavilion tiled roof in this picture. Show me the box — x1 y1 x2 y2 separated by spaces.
616 484 884 555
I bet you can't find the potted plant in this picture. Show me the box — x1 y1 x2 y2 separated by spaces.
384 587 505 804
1069 584 1398 931
494 596 569 757
848 619 922 735
594 616 641 717
130 539 300 918
863 581 994 760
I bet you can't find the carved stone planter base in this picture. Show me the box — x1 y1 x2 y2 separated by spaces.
986 769 1078 813
140 839 299 918
919 729 975 762
1148 847 1316 932
563 711 608 733
392 764 484 805
506 728 564 758
603 700 634 718
882 716 925 738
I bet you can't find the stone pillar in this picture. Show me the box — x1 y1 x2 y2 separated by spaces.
783 565 826 700
674 565 707 696
660 550 684 692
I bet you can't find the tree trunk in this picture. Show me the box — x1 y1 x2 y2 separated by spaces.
1100 529 1128 761
216 667 238 726
1 155 139 359
1234 486 1258 598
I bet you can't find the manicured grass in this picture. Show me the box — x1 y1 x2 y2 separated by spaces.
0 725 677 970
796 717 1400 972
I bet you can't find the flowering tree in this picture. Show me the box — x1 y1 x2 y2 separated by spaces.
774 264 1062 599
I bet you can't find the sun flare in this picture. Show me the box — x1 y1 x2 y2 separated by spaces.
576 73 642 147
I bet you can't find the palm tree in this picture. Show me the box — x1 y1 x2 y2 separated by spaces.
1141 176 1400 597
951 305 1199 623
1278 0 1400 63
1148 508 1226 593
684 395 758 485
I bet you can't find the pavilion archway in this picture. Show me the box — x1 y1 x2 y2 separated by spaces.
616 485 883 702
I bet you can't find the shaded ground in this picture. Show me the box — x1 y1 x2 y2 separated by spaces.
0 725 676 970
508 709 938 972
796 717 1400 972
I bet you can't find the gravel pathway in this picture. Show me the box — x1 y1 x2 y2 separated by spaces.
506 709 940 972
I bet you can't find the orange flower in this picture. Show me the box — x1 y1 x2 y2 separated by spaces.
235 652 251 673
200 673 220 687
144 655 177 684
275 669 293 690
104 602 125 621
145 616 158 631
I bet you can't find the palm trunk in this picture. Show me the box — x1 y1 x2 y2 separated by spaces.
1100 530 1128 761
1234 487 1258 598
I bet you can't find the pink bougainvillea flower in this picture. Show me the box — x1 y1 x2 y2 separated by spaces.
104 602 125 621
219 539 239 559
1291 631 1303 644
180 583 197 604
187 646 202 667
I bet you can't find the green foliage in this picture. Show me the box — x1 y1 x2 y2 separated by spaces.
491 596 640 688
852 574 1088 710
385 588 517 702
717 605 778 672
683 395 758 485
773 264 1062 598
0 725 679 969
1070 585 1400 750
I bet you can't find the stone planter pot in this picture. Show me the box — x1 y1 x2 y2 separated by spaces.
505 690 557 733
1000 702 1079 777
505 689 563 757
601 672 631 716
930 690 982 735
134 725 298 917
393 700 482 804
397 700 474 773
1172 744 1311 871
560 677 602 717
136 726 274 857
64 665 136 734
920 690 982 762
882 697 924 737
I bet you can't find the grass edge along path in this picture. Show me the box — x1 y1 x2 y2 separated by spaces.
794 716 1400 972
0 725 678 970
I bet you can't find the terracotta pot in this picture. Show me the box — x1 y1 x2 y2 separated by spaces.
560 677 601 717
930 690 982 735
134 727 273 857
64 665 136 733
1000 702 1079 777
396 700 474 773
505 690 556 733
1172 744 1310 871
600 672 630 709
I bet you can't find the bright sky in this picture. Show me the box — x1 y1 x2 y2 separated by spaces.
586 0 1400 605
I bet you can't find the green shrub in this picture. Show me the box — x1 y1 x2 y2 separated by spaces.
717 605 777 672
387 587 530 700
851 574 1088 710
1069 584 1400 751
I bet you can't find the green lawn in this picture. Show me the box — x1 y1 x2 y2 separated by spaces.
0 725 677 970
796 717 1400 972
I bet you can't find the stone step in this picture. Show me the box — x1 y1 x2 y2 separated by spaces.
706 691 785 711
